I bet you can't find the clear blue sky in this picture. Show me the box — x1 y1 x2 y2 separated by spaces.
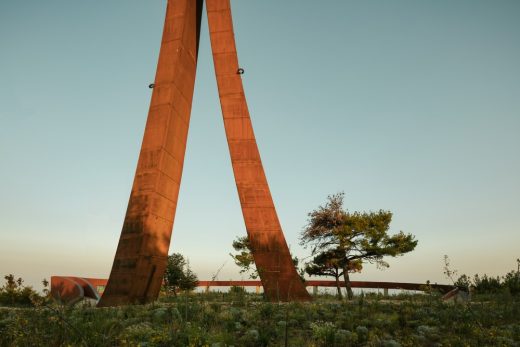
1 0 519 290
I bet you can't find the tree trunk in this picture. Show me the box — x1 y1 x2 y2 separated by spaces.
335 275 343 300
343 268 354 300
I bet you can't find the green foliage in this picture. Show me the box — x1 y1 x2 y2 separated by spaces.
163 253 199 296
454 274 472 291
305 249 363 299
448 257 520 296
1 292 519 346
301 193 418 299
230 236 258 279
230 235 302 281
473 273 502 294
0 274 44 307
229 285 247 295
453 271 520 296
310 321 337 346
503 270 520 296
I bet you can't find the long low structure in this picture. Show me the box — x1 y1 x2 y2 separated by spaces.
50 277 108 305
51 276 454 304
199 280 454 295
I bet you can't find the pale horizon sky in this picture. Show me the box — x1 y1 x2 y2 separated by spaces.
1 0 519 291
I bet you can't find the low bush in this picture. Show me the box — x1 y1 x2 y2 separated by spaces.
0 274 45 307
454 267 520 297
0 291 519 346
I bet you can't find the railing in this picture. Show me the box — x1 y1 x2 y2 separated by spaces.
198 280 454 295
51 276 454 304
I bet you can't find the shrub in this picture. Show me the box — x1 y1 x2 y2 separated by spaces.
473 274 502 294
310 321 337 346
503 271 520 296
0 275 42 307
454 274 471 291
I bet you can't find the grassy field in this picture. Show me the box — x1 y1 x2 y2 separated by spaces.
1 290 519 347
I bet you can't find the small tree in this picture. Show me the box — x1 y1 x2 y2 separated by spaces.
230 235 303 280
300 193 418 299
0 274 40 307
230 236 258 279
163 253 198 296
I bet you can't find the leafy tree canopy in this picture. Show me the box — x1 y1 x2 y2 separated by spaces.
0 274 42 307
230 236 303 280
163 253 198 296
300 192 418 299
230 236 258 279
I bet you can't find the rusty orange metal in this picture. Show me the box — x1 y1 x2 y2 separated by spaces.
206 0 311 302
98 0 309 306
51 276 107 304
198 280 454 294
52 277 455 304
98 0 204 307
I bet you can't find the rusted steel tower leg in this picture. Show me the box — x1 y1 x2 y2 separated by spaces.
206 0 310 301
98 0 203 307
99 0 310 306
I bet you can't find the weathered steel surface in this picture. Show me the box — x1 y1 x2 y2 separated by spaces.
99 0 309 306
206 0 310 301
53 277 456 303
199 280 454 294
305 281 454 294
98 0 204 307
51 276 106 304
50 276 83 305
